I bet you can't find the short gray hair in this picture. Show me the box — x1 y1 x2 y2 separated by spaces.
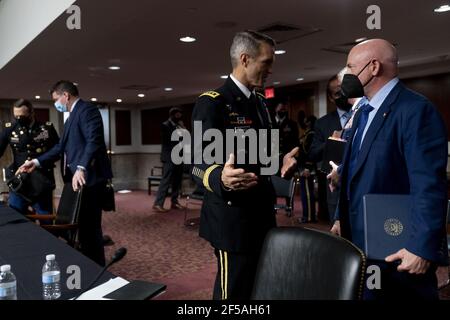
230 30 275 68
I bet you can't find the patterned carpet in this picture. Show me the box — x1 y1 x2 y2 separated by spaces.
101 191 450 300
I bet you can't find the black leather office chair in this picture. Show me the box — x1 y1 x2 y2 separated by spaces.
251 227 366 300
271 175 297 217
27 183 83 248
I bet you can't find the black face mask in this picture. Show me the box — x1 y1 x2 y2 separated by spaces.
340 60 373 98
334 94 352 112
15 116 31 127
277 111 287 118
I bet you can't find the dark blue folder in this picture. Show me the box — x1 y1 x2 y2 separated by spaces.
363 194 411 260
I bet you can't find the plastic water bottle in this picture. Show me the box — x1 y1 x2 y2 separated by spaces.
0 265 17 300
42 254 61 300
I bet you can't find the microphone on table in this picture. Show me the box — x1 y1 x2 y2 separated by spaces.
73 247 127 300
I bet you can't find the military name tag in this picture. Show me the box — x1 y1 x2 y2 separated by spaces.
230 116 252 126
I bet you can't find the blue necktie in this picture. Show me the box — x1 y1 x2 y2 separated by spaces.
347 103 374 195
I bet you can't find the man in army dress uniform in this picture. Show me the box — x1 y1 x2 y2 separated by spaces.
0 99 59 215
191 31 298 300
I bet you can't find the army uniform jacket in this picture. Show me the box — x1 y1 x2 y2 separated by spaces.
191 78 277 253
0 120 59 181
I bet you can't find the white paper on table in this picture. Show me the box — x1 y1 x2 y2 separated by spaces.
73 277 130 300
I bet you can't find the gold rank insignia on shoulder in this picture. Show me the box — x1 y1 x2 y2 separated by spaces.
192 166 205 179
5 122 11 128
199 91 220 99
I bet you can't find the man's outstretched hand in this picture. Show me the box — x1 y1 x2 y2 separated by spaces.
281 147 299 178
17 160 37 174
221 153 258 191
326 161 340 192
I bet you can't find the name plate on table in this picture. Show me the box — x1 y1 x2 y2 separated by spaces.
363 194 411 260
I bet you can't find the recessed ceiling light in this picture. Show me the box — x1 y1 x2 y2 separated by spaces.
275 50 286 55
116 99 123 103
179 36 196 43
355 37 367 43
220 75 228 79
138 94 145 98
296 77 304 81
434 4 450 12
164 87 173 92
273 81 281 85
90 98 97 102
108 66 121 70
35 95 41 100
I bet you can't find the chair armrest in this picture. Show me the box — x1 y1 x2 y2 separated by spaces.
26 214 56 221
42 223 78 231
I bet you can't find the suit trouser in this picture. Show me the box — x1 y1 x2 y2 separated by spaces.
154 162 183 206
78 182 106 266
327 202 337 224
363 260 439 300
300 176 316 222
213 249 260 300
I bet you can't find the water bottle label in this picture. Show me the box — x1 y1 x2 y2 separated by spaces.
42 271 60 284
0 281 16 297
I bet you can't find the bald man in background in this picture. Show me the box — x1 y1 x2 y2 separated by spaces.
330 39 448 299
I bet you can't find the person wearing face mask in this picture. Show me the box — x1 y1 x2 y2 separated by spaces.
274 100 299 159
191 30 298 300
328 39 448 299
0 99 59 215
19 81 113 266
152 107 186 212
308 75 353 223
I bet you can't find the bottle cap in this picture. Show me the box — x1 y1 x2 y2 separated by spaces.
0 265 11 272
46 254 55 261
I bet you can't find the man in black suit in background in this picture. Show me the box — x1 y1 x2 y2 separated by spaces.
309 75 352 222
152 107 185 212
274 100 299 159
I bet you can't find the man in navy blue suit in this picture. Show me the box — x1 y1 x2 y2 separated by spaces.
329 39 448 299
20 81 113 266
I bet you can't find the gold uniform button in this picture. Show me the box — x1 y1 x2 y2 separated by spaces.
27 144 30 147
36 148 42 153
